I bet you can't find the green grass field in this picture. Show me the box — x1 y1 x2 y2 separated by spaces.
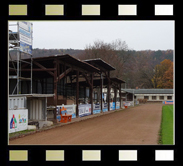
159 105 173 145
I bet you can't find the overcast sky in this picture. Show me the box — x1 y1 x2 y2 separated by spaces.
9 21 174 51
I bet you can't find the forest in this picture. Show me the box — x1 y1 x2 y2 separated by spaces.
11 39 173 89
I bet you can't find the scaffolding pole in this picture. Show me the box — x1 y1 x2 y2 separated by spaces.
9 21 33 95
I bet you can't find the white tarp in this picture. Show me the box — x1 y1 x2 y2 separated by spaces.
9 109 28 133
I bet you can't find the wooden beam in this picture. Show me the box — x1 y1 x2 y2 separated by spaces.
33 61 54 77
58 60 94 74
119 83 122 108
100 73 103 113
114 87 117 110
81 73 92 88
21 63 29 69
53 60 58 120
90 73 94 115
58 68 72 81
92 63 108 73
107 71 111 111
20 68 56 71
76 71 79 117
104 71 112 88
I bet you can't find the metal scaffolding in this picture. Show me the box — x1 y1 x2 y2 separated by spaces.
9 22 33 94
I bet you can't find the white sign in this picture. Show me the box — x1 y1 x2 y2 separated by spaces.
116 102 120 109
57 105 76 118
79 104 91 117
9 109 28 133
123 101 133 106
19 22 32 32
18 22 33 54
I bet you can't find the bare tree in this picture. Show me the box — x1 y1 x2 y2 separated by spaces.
78 39 131 80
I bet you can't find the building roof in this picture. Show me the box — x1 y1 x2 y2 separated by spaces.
110 77 125 84
84 58 115 71
9 54 100 78
9 94 55 97
32 54 100 73
121 89 173 94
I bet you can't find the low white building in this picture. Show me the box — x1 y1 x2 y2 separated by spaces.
121 89 174 102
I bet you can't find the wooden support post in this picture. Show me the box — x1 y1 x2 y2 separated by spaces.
65 65 67 101
100 73 103 113
114 87 117 110
107 71 111 111
76 71 79 117
36 79 38 93
53 60 58 120
84 86 86 103
119 83 122 108
45 78 48 94
90 73 94 114
40 79 44 94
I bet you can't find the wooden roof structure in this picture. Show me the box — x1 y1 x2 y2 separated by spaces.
84 58 115 71
9 54 125 119
9 54 100 79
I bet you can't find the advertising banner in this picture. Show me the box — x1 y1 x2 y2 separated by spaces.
103 103 108 112
163 101 174 104
19 42 32 55
93 104 101 114
9 109 28 133
79 104 91 117
123 101 133 106
56 105 76 118
18 21 33 54
116 102 120 109
110 102 115 110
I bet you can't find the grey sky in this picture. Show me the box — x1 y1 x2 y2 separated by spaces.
9 21 174 51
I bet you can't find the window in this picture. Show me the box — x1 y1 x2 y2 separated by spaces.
167 96 172 100
159 96 164 100
144 96 149 100
152 96 157 100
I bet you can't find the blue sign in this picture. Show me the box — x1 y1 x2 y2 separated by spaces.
56 106 76 118
163 101 174 104
19 22 33 55
93 109 101 114
20 42 32 54
103 103 108 112
110 102 115 110
93 104 101 114
116 102 120 109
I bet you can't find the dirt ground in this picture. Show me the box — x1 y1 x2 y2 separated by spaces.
9 103 163 145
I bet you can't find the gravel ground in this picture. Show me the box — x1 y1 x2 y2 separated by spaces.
9 103 163 145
